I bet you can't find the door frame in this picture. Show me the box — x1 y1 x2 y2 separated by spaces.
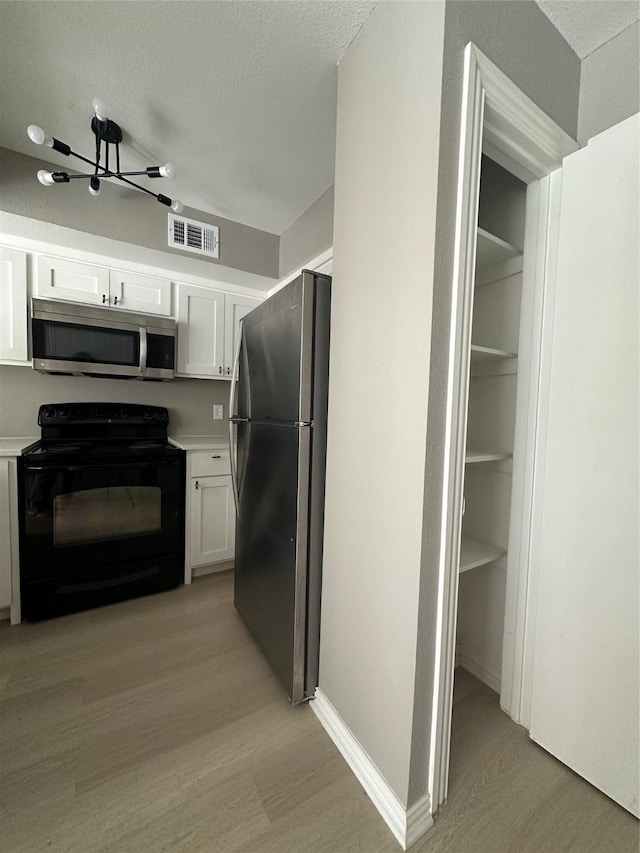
430 42 578 810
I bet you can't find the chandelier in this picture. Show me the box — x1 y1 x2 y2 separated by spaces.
27 97 183 212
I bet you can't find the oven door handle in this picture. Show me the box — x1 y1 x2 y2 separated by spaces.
139 326 148 375
25 460 178 472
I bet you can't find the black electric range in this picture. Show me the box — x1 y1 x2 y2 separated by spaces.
19 403 186 621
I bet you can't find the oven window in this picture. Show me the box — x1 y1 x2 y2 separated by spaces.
33 319 139 366
53 486 161 547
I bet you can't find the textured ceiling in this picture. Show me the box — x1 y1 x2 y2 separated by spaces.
1 2 636 236
535 0 639 59
0 1 374 235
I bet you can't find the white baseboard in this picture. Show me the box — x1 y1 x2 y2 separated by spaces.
310 689 433 850
191 560 234 579
457 649 502 694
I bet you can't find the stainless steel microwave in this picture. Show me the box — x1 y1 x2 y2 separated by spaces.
31 298 176 380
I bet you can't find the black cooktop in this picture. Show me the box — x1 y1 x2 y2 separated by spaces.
22 403 183 465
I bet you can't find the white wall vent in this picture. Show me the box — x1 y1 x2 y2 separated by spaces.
168 213 219 259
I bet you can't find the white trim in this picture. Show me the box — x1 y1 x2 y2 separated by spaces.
430 42 578 811
311 689 433 850
456 652 502 695
269 247 333 297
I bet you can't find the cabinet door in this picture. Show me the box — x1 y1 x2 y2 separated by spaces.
190 475 235 565
0 248 28 364
176 284 225 377
37 256 109 305
109 270 171 315
0 459 13 609
530 115 639 816
224 293 261 375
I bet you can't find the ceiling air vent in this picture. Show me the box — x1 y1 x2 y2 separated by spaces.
168 213 219 259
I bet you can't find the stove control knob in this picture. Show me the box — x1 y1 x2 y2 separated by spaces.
89 406 99 419
119 409 129 419
143 409 155 420
42 406 56 419
154 410 165 421
57 406 71 419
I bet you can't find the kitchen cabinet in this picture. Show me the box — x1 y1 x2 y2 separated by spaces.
176 283 260 378
173 440 235 581
0 447 26 624
37 256 170 315
0 248 29 365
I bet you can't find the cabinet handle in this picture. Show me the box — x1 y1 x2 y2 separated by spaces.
211 454 221 459
114 296 119 305
218 366 222 374
195 480 199 490
102 294 107 304
226 366 231 374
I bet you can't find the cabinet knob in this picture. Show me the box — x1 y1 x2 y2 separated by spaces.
218 366 222 374
102 294 107 304
226 366 231 374
195 480 199 490
114 296 119 305
211 454 221 459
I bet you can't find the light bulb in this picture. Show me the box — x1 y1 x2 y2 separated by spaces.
170 199 184 213
92 96 109 121
159 162 175 179
27 124 45 145
37 170 55 187
89 176 101 197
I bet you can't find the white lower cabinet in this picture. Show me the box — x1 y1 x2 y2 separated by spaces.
184 446 235 581
0 457 21 623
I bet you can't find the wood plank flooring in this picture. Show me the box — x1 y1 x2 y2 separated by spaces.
1 571 637 852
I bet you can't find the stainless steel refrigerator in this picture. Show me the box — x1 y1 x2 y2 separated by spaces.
228 270 331 704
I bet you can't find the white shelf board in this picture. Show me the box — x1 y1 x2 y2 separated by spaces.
471 344 517 362
459 535 506 573
465 448 512 464
476 227 522 269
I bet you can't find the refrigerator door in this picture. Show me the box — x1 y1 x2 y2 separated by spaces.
234 420 311 703
237 272 315 423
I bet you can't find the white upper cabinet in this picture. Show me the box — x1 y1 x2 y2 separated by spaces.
0 248 29 364
224 293 260 376
37 256 170 315
176 283 225 377
176 284 261 379
37 256 110 305
108 270 171 316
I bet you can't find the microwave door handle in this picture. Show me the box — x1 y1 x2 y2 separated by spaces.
139 326 148 375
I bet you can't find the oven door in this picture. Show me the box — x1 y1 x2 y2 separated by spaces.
20 456 185 618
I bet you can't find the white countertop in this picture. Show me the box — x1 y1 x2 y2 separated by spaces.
169 435 229 451
0 437 38 457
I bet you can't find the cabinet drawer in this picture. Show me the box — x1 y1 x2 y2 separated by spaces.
190 449 230 477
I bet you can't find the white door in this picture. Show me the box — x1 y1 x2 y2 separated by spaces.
223 293 261 375
109 270 171 315
37 256 110 305
190 475 235 565
529 115 639 816
176 284 225 377
0 248 28 363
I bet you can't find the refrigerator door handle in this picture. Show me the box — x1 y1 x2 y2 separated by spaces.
229 320 244 515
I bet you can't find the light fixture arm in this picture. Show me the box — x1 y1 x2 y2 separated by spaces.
27 100 183 212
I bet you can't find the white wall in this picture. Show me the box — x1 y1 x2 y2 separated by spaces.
279 187 334 278
319 1 445 806
578 21 640 145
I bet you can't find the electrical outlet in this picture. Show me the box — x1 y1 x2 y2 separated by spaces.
213 404 224 420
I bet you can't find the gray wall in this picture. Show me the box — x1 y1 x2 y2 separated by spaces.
0 365 230 438
578 21 640 145
278 186 334 278
0 146 279 279
319 0 446 806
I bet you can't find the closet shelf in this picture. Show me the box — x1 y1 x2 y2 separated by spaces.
465 449 512 464
476 227 522 269
471 344 517 362
459 535 506 573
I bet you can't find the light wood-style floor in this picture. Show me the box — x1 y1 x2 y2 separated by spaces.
1 571 637 852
